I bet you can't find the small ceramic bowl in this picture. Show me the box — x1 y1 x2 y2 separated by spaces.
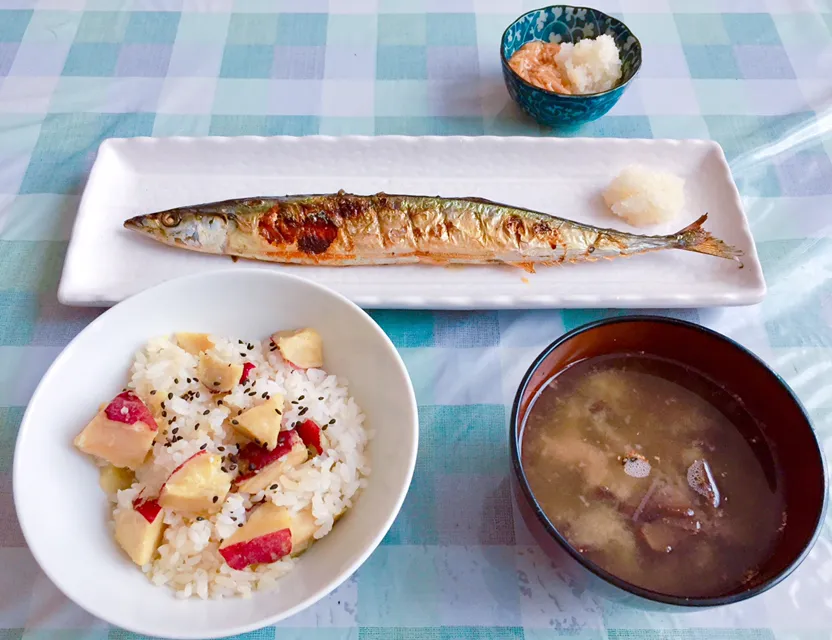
510 316 827 607
501 6 642 127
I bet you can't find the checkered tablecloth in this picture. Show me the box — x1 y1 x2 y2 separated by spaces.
2 0 832 638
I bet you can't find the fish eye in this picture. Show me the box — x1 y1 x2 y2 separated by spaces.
160 212 180 227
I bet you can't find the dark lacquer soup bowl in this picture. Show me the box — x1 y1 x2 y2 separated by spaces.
510 316 828 607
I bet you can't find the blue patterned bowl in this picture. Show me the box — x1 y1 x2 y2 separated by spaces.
501 5 642 127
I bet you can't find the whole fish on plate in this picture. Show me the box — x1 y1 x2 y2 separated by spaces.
124 191 742 272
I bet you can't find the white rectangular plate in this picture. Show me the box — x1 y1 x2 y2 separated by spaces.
58 136 765 309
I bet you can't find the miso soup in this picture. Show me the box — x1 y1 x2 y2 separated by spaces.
520 353 785 598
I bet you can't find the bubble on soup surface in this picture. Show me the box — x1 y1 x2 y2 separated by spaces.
623 453 651 478
687 459 721 508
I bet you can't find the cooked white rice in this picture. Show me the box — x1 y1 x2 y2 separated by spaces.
108 334 370 599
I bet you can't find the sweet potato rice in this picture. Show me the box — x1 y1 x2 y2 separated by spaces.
74 330 370 599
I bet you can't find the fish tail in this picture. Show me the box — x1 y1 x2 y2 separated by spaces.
670 214 743 264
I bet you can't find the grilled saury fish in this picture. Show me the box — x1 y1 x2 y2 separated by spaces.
124 191 742 271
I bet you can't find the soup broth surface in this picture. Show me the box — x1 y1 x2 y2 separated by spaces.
521 353 785 598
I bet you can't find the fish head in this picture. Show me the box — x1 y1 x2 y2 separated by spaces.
124 205 231 253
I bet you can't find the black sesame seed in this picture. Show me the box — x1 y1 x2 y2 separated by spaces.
172 427 179 434
239 340 244 345
150 390 157 395
162 411 167 418
247 343 254 350
318 396 324 401
196 516 204 521
238 523 243 527
194 424 199 431
269 484 278 490
164 442 171 447
231 419 239 425
274 408 281 415
239 352 246 357
161 401 166 409
298 407 308 416
174 378 179 384
195 392 201 398
248 391 256 397
221 467 227 473
171 417 177 423
218 446 225 452
329 419 336 424
167 392 173 400
298 395 305 401
213 381 220 386
237 410 243 416
231 516 237 521
262 392 268 399
200 443 207 450
212 496 219 503
291 400 298 405
187 378 192 383
193 377 200 382
203 410 210 415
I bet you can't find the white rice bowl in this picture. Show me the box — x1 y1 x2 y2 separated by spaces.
14 269 418 639
106 333 370 600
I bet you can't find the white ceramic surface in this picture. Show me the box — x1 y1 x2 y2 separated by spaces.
58 135 765 309
14 269 418 639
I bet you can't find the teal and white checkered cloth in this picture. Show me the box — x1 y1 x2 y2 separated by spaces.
1 1 831 638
